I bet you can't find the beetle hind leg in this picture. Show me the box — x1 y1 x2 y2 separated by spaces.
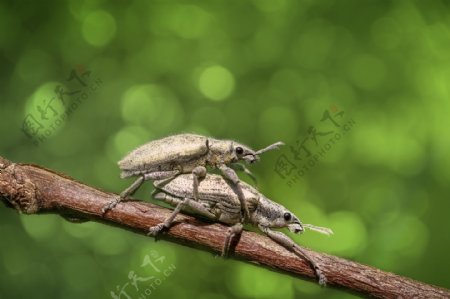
102 170 181 216
148 196 216 237
148 197 191 237
144 170 181 182
102 175 146 215
120 176 145 198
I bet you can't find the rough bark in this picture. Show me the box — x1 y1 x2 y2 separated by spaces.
0 156 448 298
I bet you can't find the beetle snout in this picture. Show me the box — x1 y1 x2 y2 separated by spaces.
288 222 304 234
294 227 303 233
245 154 260 164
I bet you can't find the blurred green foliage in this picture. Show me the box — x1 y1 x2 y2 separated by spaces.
1 0 449 298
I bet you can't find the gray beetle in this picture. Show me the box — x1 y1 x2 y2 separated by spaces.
150 173 332 285
103 133 283 220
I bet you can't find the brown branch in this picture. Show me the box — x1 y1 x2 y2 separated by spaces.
0 155 448 299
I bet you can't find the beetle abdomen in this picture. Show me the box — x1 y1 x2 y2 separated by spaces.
118 134 209 177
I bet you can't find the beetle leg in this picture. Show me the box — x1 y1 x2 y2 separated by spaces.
148 196 217 237
192 166 207 202
143 170 180 181
102 175 146 214
152 192 216 220
102 170 181 215
258 224 327 286
230 163 258 186
148 197 191 237
120 176 145 198
124 170 181 200
152 191 183 206
221 223 243 257
218 164 250 222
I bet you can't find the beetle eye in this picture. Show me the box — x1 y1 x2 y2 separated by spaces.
235 147 244 155
284 212 291 221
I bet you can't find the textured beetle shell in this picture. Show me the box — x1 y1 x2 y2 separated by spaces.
155 174 258 204
153 174 303 230
154 174 261 223
119 134 209 178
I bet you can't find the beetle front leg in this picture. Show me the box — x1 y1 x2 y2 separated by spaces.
230 163 258 185
258 224 327 286
218 164 250 222
221 223 243 257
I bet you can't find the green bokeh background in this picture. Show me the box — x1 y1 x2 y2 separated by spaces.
1 0 449 298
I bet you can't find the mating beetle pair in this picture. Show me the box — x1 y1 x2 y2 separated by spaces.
103 133 331 285
103 133 283 222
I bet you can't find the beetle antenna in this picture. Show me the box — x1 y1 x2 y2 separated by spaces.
255 141 284 155
303 224 334 235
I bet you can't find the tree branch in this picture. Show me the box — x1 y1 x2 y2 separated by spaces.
0 156 448 299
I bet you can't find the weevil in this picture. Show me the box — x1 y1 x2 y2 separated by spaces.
103 133 283 221
150 173 333 286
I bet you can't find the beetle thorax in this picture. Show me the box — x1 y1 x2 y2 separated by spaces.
206 139 236 166
252 197 288 228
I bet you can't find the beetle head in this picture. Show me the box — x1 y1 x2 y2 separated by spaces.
280 209 304 234
254 197 304 234
232 141 284 164
208 139 284 165
208 140 257 164
232 142 260 164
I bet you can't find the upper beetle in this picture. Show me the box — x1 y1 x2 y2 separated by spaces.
103 133 283 220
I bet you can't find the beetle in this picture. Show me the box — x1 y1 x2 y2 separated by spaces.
150 173 333 285
103 133 283 221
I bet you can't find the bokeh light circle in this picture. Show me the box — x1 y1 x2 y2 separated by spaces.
82 10 116 47
198 65 235 101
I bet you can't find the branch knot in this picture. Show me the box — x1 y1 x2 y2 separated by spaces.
0 162 39 214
